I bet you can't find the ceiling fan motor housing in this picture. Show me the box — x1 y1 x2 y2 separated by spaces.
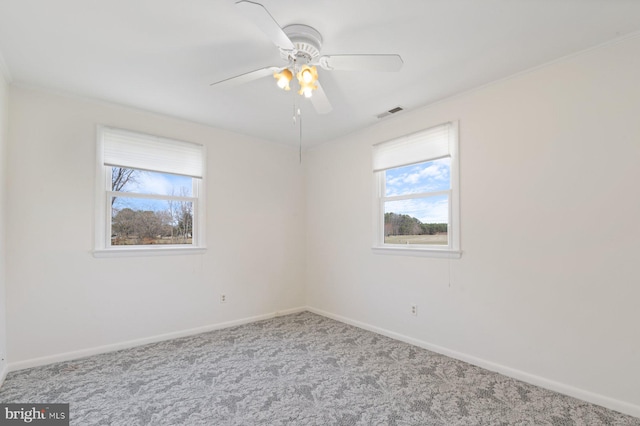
281 24 323 64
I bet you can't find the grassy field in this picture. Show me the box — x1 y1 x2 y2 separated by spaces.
385 234 448 245
112 236 192 245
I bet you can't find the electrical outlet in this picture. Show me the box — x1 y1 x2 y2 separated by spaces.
220 294 227 303
410 304 417 316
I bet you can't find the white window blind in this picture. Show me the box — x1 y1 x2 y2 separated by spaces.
372 122 452 172
102 127 204 178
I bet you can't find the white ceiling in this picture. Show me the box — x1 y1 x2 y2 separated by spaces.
1 0 639 147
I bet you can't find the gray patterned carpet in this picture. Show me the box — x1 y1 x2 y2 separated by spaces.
1 312 638 425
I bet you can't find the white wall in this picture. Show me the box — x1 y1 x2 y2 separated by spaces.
5 86 306 365
0 69 8 381
305 36 640 416
3 32 639 419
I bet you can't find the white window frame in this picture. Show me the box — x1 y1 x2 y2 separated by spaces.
372 121 461 258
94 126 206 257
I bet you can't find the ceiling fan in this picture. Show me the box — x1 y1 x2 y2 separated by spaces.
210 0 404 114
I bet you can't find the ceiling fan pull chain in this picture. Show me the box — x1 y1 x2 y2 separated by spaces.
292 91 297 125
291 94 302 163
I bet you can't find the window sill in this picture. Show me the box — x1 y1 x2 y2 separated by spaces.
93 246 207 258
372 246 461 259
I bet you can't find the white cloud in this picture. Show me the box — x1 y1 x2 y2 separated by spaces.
385 158 450 196
386 195 449 223
143 172 173 194
402 164 446 184
126 171 191 196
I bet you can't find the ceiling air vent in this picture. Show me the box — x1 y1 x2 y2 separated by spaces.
376 106 404 119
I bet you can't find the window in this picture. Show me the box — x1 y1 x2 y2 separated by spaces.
373 122 460 257
94 126 205 256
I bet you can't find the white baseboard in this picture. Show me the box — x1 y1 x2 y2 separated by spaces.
6 305 638 419
8 307 307 373
306 306 640 419
274 306 307 317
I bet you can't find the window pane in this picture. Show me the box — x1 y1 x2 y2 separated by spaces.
385 158 450 196
384 195 448 245
111 167 193 197
111 196 193 246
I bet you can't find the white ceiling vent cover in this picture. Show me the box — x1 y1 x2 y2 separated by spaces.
377 106 404 119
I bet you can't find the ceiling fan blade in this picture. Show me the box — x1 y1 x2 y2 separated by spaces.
318 54 403 72
210 66 280 88
310 81 333 114
235 1 295 50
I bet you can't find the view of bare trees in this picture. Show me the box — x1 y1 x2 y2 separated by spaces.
384 212 447 236
111 167 137 205
110 168 194 245
383 212 448 245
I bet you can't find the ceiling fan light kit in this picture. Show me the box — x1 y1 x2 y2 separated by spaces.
295 65 319 98
274 68 292 90
211 0 404 114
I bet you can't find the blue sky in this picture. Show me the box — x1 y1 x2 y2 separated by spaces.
384 158 450 224
112 168 194 214
116 169 193 197
111 162 450 224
